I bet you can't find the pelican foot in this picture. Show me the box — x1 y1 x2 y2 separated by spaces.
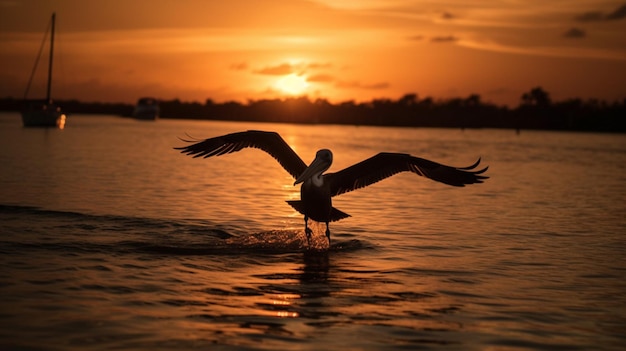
325 222 331 245
305 227 313 247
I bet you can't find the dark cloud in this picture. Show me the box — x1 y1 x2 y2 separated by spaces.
407 35 424 41
362 82 390 90
254 63 293 75
563 27 586 39
441 12 454 20
335 80 389 90
430 35 458 43
575 3 626 21
606 3 626 20
575 11 604 21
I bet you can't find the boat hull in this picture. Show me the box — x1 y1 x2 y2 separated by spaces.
133 97 159 120
132 107 159 120
22 106 66 128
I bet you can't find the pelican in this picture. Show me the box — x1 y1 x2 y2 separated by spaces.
175 130 488 247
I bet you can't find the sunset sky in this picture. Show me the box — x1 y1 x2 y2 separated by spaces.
1 0 625 107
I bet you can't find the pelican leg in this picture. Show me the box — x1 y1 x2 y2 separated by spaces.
325 222 331 245
304 215 312 247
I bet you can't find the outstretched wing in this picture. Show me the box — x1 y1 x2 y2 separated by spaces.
175 130 307 179
327 152 488 197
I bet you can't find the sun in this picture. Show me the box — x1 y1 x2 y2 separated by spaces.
275 74 309 95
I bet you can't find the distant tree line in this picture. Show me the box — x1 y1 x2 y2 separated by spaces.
1 87 624 132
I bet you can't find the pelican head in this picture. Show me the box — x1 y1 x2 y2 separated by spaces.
294 149 333 185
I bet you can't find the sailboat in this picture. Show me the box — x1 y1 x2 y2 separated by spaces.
22 12 66 128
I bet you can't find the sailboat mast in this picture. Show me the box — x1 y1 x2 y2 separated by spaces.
46 12 55 103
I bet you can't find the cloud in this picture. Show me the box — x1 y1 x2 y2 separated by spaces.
563 27 586 39
459 39 626 61
575 11 604 22
229 62 248 71
575 3 626 21
254 63 293 75
430 35 459 43
251 61 334 76
335 80 389 90
306 62 333 69
441 12 454 20
409 34 465 44
407 35 424 41
362 82 390 89
606 3 626 20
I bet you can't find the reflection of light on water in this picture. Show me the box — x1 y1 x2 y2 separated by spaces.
272 294 299 305
272 294 300 318
282 181 300 202
57 114 66 129
284 133 300 156
274 293 301 303
276 311 299 318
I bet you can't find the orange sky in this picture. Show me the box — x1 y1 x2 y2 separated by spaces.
1 0 625 107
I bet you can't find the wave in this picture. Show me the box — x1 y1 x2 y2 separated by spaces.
0 204 370 256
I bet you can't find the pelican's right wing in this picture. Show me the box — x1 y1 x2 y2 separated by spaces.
175 130 307 180
327 153 488 197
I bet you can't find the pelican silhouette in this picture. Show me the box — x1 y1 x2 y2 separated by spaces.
175 130 488 247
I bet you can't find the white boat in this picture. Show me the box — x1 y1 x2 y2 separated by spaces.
22 13 66 128
133 97 159 120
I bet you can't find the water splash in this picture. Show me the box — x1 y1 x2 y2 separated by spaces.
225 229 306 252
225 220 334 252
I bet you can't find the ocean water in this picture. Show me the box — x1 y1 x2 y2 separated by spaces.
0 112 625 350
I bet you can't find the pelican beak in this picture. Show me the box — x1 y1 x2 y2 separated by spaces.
294 156 328 185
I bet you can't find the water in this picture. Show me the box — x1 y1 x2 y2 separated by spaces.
1 112 625 350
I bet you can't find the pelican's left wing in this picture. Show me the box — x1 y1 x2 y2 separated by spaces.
327 153 488 197
175 130 307 179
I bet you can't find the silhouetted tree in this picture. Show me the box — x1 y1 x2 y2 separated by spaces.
521 86 551 107
465 94 481 107
399 93 418 106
